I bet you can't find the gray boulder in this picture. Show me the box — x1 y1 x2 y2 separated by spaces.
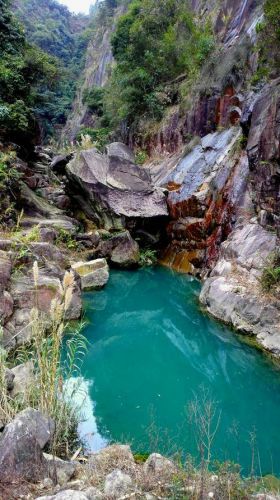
10 361 34 397
0 408 54 482
104 469 133 498
96 231 140 268
72 259 109 291
106 142 135 162
143 453 177 477
66 145 168 230
43 453 76 486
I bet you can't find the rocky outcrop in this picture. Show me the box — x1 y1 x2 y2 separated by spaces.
158 128 250 274
66 145 168 230
0 408 54 482
246 79 280 233
201 221 280 354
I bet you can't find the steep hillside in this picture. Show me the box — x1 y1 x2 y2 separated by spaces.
13 0 91 135
62 0 129 142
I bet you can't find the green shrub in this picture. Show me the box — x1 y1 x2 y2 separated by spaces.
135 149 148 165
139 249 158 267
76 127 110 152
104 0 214 129
253 0 280 82
261 252 280 292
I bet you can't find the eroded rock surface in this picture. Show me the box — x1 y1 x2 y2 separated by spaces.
0 408 54 482
66 145 168 230
200 222 280 354
72 259 109 291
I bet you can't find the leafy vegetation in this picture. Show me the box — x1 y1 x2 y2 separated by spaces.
0 0 62 143
253 0 280 83
102 0 214 131
76 127 110 152
261 252 280 294
139 249 158 267
12 0 92 136
0 264 88 457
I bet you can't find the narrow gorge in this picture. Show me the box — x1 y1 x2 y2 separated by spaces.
0 0 279 499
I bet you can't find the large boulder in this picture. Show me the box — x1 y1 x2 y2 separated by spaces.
96 231 140 268
72 259 109 291
0 408 54 482
66 145 168 230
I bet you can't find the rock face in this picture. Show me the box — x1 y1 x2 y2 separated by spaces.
66 145 168 230
159 128 250 274
72 259 109 291
200 222 280 354
246 80 280 234
0 408 54 482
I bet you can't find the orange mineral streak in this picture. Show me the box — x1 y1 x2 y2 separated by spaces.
160 247 201 275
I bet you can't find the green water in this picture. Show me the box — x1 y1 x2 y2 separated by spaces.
73 267 280 475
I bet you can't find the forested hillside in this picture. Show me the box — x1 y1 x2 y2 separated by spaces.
0 0 60 145
12 0 93 136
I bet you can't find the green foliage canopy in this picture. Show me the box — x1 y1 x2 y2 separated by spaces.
104 0 214 128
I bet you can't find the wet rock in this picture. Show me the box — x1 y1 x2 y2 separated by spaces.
160 128 248 274
143 453 177 477
104 469 133 498
66 146 168 230
72 259 109 291
43 453 76 486
0 408 54 482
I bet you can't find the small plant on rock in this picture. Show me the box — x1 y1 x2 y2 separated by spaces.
139 249 158 267
261 251 280 294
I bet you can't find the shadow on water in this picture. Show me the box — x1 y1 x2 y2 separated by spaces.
68 266 280 476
